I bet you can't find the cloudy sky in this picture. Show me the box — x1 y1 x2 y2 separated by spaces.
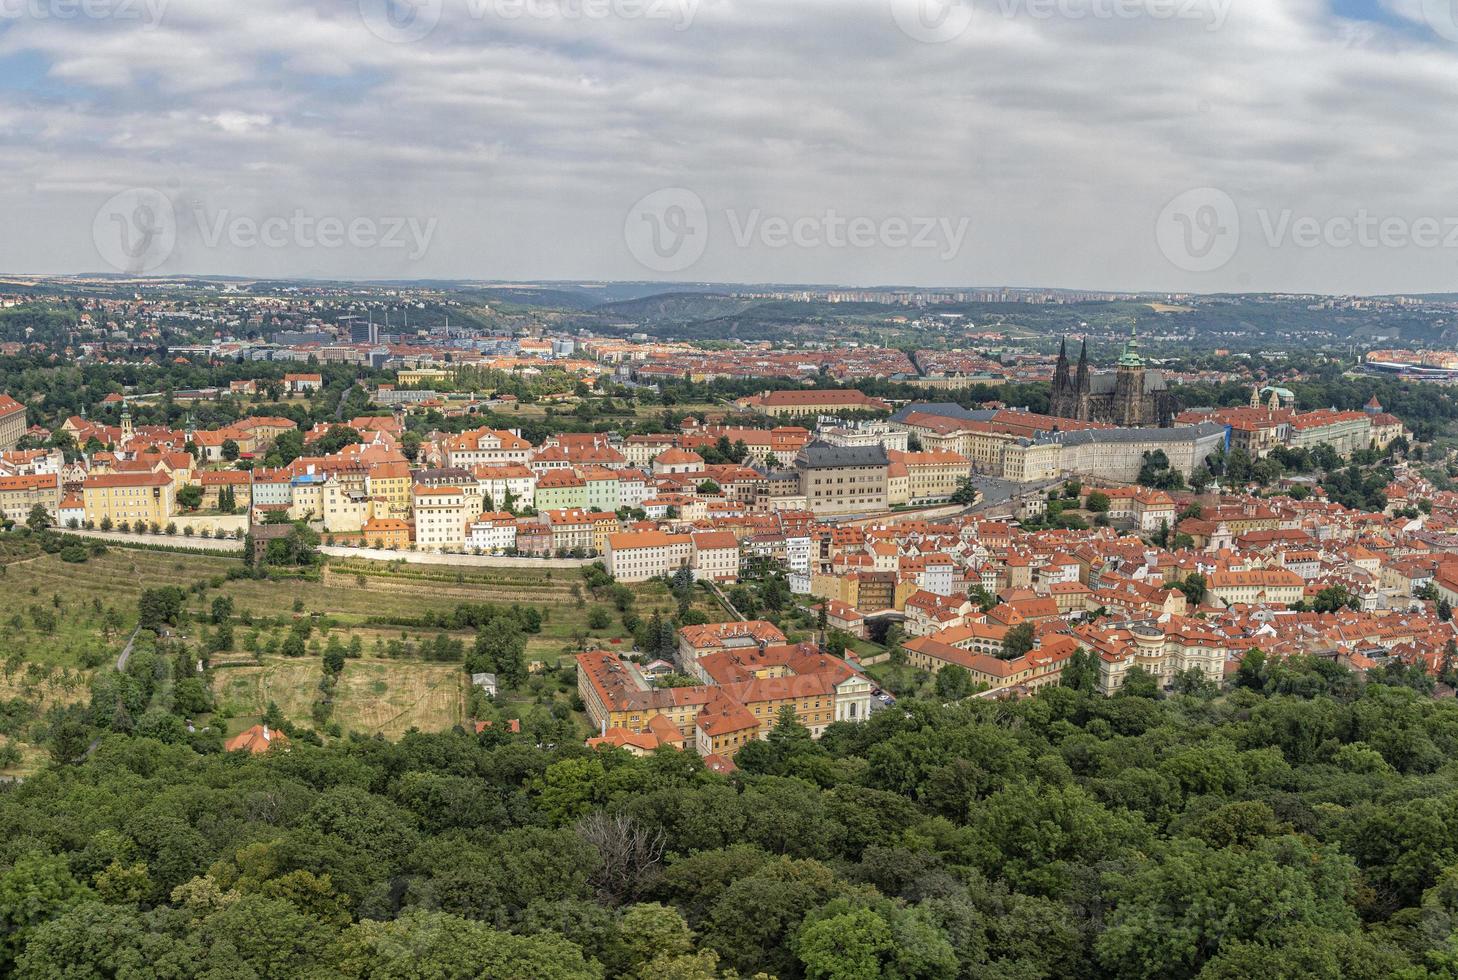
3 0 1458 293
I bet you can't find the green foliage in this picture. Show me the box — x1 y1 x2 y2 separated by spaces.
0 630 1453 978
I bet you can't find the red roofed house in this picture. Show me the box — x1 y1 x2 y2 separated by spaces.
225 723 290 754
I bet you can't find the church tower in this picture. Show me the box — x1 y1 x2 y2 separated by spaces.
1112 327 1145 427
1074 340 1091 421
1051 338 1072 418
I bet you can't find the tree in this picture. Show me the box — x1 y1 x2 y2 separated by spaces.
0 853 93 972
221 438 240 461
1118 665 1160 698
950 479 980 506
176 484 203 511
1085 490 1110 513
1312 584 1361 614
934 665 972 700
24 504 49 532
330 910 598 978
138 586 185 629
1177 573 1208 608
798 907 894 980
1000 622 1035 661
1060 647 1098 691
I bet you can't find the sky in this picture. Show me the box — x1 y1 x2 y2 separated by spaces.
3 0 1458 294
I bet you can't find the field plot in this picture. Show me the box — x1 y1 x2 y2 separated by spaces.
214 656 464 738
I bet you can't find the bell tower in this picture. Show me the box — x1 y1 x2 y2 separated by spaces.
1113 327 1145 427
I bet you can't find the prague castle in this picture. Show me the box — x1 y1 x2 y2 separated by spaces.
1048 331 1176 428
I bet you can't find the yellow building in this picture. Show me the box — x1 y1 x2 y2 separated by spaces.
0 395 25 452
0 474 61 524
82 472 176 527
368 461 413 518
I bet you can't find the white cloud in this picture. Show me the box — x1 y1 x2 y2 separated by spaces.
2 0 1458 291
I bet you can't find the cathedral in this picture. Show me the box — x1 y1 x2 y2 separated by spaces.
1048 331 1176 428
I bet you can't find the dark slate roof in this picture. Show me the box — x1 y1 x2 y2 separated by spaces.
1047 422 1225 446
889 403 996 424
796 440 890 468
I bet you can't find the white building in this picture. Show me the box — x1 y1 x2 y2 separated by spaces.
413 485 470 551
466 512 518 552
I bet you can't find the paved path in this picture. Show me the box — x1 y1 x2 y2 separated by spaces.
116 626 142 672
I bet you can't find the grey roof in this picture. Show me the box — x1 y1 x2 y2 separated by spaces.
796 440 890 468
1045 422 1225 447
414 467 475 483
889 403 996 424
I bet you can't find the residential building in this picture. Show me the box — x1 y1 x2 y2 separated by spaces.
82 471 176 527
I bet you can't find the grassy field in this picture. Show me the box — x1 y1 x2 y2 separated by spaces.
214 656 464 739
2 542 731 755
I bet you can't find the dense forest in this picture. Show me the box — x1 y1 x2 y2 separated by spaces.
5 657 1458 978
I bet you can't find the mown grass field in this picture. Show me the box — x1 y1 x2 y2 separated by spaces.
214 657 464 739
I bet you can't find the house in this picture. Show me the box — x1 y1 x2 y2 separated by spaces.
284 373 323 394
471 672 498 696
224 724 290 754
691 530 740 582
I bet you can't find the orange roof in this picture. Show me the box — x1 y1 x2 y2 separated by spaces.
224 724 289 754
83 472 171 489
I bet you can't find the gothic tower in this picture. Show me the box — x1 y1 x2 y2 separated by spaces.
1051 338 1072 418
1075 340 1091 422
1112 328 1145 427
